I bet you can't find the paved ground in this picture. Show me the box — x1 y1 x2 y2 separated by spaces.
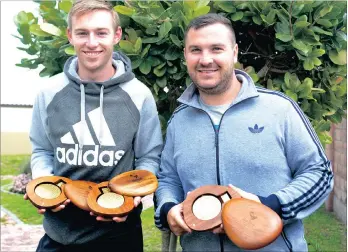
1 194 154 251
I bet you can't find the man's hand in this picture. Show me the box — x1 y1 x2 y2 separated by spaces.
167 203 192 236
92 196 142 222
23 193 70 214
228 184 261 203
212 224 225 234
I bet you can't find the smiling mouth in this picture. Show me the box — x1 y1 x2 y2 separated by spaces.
198 69 218 73
83 51 102 56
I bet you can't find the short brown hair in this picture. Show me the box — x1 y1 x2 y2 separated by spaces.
184 13 236 45
68 0 120 30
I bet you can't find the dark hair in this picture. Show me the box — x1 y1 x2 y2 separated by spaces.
184 13 236 45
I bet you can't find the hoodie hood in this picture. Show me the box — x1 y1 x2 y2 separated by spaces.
62 51 135 150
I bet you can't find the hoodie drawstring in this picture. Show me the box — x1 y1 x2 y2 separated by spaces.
79 83 86 151
99 85 104 146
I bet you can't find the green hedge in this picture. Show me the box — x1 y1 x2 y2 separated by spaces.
14 1 347 146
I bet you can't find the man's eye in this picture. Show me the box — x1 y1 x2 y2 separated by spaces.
191 48 200 52
213 47 223 51
98 32 107 36
77 32 87 36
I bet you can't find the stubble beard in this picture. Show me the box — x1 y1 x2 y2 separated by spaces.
191 68 234 95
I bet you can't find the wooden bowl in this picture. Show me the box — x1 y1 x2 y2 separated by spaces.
26 176 72 209
183 185 241 231
222 198 283 250
87 181 134 217
109 170 158 197
63 180 97 211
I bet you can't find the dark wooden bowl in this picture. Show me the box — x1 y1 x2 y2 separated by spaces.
26 176 72 209
109 170 158 197
87 181 134 217
183 185 241 231
222 198 283 250
63 180 97 211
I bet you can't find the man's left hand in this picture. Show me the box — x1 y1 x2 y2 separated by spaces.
228 184 261 203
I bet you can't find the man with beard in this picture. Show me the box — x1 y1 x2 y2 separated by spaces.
154 13 333 251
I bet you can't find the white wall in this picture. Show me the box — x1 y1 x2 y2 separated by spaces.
1 1 50 133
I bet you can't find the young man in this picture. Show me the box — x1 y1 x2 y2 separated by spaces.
27 0 163 251
154 14 333 251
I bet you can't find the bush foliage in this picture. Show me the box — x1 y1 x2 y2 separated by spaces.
14 1 347 146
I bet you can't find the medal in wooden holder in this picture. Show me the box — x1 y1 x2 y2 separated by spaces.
26 176 72 209
87 181 134 217
222 198 283 250
63 180 97 211
183 185 242 231
108 170 158 197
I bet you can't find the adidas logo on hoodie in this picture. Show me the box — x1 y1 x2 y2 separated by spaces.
56 107 125 166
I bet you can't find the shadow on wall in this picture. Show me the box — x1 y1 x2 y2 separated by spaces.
1 132 32 155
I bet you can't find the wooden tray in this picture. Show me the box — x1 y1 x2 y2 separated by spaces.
109 170 158 197
87 181 134 217
222 198 283 250
183 185 241 231
63 180 97 211
26 176 72 209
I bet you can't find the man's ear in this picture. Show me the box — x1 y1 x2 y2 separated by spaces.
67 28 73 44
113 26 122 45
233 44 239 63
183 47 187 61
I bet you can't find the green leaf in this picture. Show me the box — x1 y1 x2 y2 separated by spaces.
159 22 172 38
285 90 298 101
140 44 151 58
170 34 182 48
298 78 313 98
131 58 142 69
313 57 321 66
40 23 62 36
165 45 181 61
311 88 326 93
314 5 333 21
276 33 292 42
252 16 262 25
119 40 134 54
58 1 72 13
125 28 138 43
154 63 166 77
29 24 50 37
309 49 325 57
114 5 135 16
64 46 76 55
292 40 310 55
312 26 333 36
139 59 152 75
316 19 333 28
329 50 347 65
142 36 162 44
214 2 236 12
231 12 244 22
303 58 315 70
294 21 310 29
156 76 167 88
134 37 142 53
193 6 210 18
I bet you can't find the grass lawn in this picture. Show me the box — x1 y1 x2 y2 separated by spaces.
1 155 346 251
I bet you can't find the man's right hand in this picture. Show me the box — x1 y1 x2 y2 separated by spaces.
24 193 70 214
167 203 192 236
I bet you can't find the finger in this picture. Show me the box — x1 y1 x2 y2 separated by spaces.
212 224 225 234
62 199 70 205
38 208 46 214
96 216 113 222
51 204 65 212
174 215 191 233
112 215 128 222
133 196 142 207
90 212 95 216
23 194 28 200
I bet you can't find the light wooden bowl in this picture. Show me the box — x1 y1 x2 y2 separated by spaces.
63 180 97 211
222 198 283 250
183 185 241 231
109 170 158 197
26 176 72 209
87 181 134 217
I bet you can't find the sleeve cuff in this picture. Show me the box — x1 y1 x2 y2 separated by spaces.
159 202 177 229
258 194 282 217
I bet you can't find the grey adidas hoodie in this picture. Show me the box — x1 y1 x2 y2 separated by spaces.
30 51 163 244
154 70 333 251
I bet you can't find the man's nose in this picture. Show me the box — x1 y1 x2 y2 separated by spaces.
87 34 98 47
199 56 213 65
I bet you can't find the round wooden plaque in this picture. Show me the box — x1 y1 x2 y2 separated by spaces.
222 198 283 250
109 170 158 197
183 185 241 231
87 181 134 217
63 180 97 211
26 176 72 209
